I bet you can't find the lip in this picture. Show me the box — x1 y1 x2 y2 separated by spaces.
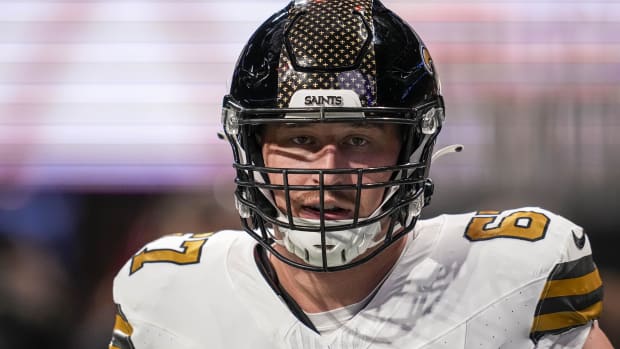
299 205 353 220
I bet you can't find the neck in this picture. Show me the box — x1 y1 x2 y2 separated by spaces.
269 235 408 313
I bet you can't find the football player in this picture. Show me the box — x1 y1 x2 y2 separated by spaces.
109 0 613 348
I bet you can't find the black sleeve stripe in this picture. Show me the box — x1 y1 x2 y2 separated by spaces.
535 286 603 315
548 255 596 281
540 268 603 300
530 301 601 342
530 255 603 343
110 336 135 349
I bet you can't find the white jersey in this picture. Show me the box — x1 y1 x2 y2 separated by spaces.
109 207 603 349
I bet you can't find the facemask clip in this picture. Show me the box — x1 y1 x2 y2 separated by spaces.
222 108 240 136
421 107 444 135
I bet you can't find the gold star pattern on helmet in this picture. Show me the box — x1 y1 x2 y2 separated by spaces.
277 0 377 108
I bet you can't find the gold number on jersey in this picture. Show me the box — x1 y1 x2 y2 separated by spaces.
130 233 213 274
465 210 550 242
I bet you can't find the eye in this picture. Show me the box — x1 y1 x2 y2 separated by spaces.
291 135 314 145
345 136 369 147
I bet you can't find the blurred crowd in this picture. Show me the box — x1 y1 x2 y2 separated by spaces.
0 190 241 348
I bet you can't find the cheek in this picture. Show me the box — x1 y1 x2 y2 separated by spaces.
266 172 282 185
359 187 387 214
262 145 275 168
263 145 282 184
264 153 313 187
356 162 399 215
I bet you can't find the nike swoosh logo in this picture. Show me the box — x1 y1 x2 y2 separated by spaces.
572 229 586 249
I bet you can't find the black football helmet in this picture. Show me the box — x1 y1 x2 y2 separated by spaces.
222 0 444 272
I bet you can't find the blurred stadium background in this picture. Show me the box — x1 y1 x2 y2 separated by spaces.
0 0 618 347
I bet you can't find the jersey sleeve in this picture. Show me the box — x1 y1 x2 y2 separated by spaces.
529 222 603 345
108 233 215 349
109 303 141 349
534 323 592 349
108 302 194 349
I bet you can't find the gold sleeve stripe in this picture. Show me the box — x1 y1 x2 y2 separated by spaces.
536 287 603 317
108 304 135 349
541 268 603 299
113 313 134 336
530 254 604 342
531 300 602 333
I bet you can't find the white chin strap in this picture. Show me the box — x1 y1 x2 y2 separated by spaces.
271 193 425 268
273 213 384 268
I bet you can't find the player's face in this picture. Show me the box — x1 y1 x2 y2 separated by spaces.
261 122 402 221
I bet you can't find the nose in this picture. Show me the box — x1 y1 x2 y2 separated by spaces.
311 144 349 186
315 144 340 168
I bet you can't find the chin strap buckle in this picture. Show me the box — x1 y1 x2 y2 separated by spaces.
423 179 434 207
